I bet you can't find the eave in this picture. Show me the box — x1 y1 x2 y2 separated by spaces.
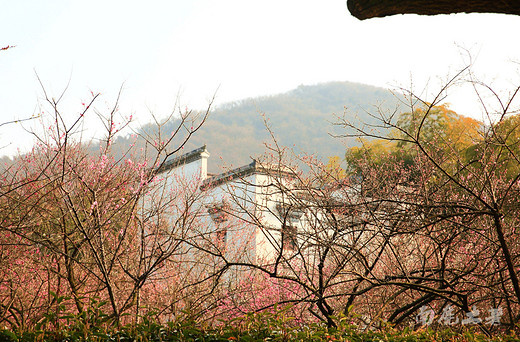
347 0 520 20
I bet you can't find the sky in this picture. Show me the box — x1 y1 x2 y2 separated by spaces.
1 0 520 156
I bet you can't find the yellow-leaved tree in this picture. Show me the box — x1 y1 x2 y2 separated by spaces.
345 104 483 179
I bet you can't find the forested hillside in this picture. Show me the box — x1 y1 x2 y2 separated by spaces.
123 81 402 172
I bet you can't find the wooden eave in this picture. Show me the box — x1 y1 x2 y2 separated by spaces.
347 0 520 20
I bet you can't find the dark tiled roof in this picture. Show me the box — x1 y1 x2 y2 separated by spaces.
156 145 208 174
154 145 295 189
201 160 294 190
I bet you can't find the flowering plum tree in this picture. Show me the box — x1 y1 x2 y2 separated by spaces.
187 70 520 333
337 70 520 331
0 85 211 329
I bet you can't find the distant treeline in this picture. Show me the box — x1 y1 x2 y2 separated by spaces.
137 81 403 172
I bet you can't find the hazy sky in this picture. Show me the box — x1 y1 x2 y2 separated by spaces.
1 1 520 155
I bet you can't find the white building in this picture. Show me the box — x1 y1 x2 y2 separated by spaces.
156 145 305 269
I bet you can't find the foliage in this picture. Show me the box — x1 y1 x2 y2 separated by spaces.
335 70 520 331
110 81 402 173
344 103 483 176
323 156 347 181
174 70 520 335
3 66 520 340
0 85 211 330
0 307 519 341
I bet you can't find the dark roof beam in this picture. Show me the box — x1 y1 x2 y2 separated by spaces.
347 0 520 20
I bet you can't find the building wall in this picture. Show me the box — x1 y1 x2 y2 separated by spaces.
155 146 306 279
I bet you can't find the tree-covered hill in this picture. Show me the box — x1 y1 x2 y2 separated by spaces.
130 81 402 172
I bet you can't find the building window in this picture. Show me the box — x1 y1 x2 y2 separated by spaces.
276 203 302 253
282 224 297 252
207 201 229 247
276 204 303 224
216 228 227 245
207 202 229 223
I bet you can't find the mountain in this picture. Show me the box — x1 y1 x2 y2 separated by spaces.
125 81 403 172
